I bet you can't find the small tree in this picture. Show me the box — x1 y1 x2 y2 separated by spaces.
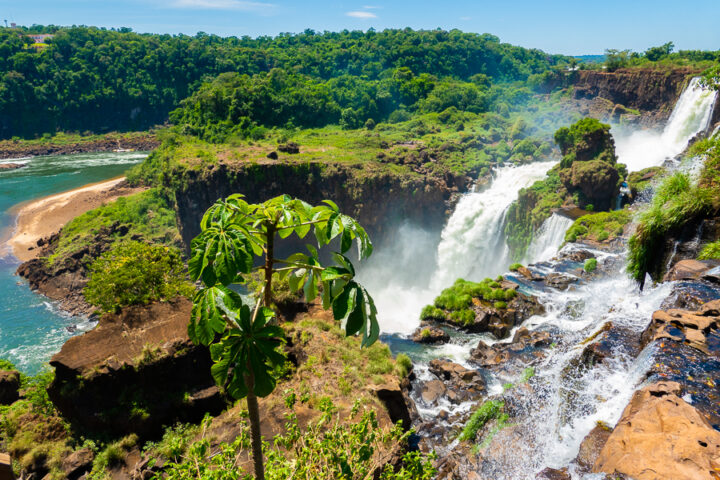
187 194 379 480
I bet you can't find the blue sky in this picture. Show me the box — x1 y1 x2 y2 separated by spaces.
1 0 718 55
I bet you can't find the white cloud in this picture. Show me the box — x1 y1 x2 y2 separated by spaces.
362 5 381 9
171 0 275 11
346 11 377 18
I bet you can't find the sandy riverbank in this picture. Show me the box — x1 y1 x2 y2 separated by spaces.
8 178 146 262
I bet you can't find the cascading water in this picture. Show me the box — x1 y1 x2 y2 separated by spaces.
523 213 575 264
432 161 556 288
614 77 717 172
364 76 720 479
359 161 556 335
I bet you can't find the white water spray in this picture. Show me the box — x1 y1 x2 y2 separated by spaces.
615 77 717 171
432 161 556 288
524 213 575 264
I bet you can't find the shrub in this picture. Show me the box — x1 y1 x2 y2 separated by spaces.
84 241 193 314
458 400 504 442
509 263 523 272
420 305 445 321
395 354 412 378
699 241 720 260
584 258 598 273
493 301 507 309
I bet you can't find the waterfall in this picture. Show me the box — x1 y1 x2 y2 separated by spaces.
615 77 718 172
359 161 556 335
432 160 556 288
523 213 575 263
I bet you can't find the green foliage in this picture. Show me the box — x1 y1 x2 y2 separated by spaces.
584 258 598 273
699 241 720 260
644 42 674 62
395 354 413 378
420 305 445 321
48 188 179 266
553 117 616 166
604 49 632 71
520 367 535 383
458 400 504 442
157 400 436 480
0 358 16 371
84 241 193 314
493 301 507 309
509 263 523 272
564 209 631 243
628 173 713 282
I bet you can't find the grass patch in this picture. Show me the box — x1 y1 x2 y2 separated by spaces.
564 209 632 243
584 258 598 273
458 400 504 442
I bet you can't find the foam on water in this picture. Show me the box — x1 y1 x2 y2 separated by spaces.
524 214 575 264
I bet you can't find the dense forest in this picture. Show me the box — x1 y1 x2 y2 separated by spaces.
0 26 569 139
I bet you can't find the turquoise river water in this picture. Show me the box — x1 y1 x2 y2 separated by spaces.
0 152 146 374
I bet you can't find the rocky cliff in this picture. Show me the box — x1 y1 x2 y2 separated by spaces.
170 160 464 250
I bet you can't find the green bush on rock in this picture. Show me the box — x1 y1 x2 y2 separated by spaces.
84 241 193 314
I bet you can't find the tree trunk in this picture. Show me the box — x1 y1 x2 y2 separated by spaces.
244 368 265 480
264 224 275 309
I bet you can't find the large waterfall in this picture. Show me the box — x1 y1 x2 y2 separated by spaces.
432 160 556 288
615 77 718 172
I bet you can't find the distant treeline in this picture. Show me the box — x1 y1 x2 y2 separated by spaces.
0 26 569 139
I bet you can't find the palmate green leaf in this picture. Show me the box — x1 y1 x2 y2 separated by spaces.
331 281 380 347
189 226 253 286
189 286 239 345
206 304 285 399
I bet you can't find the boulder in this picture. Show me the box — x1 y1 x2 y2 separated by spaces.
663 259 720 282
536 467 570 480
370 380 416 430
593 381 720 480
266 151 278 160
575 423 612 470
48 297 225 438
411 325 450 344
0 370 20 405
470 327 552 369
544 273 578 290
277 142 300 154
420 379 446 404
62 448 94 480
0 163 26 171
426 359 486 404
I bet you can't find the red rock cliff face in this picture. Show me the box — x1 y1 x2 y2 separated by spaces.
571 69 696 117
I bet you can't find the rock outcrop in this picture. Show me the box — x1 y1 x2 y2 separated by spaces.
0 370 20 405
470 327 552 370
593 381 720 480
171 161 464 250
411 325 450 344
48 297 224 438
0 133 159 160
420 359 486 405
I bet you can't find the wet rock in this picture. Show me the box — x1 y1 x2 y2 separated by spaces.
660 280 720 310
593 381 720 480
663 259 720 282
0 370 20 405
62 448 94 480
517 266 533 279
426 359 486 404
48 297 225 438
0 162 26 170
641 300 720 355
575 423 612 470
471 327 552 369
536 467 571 480
544 273 578 290
558 249 595 263
411 325 450 344
575 322 641 368
420 379 446 404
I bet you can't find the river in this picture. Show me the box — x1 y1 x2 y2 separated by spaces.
0 152 146 374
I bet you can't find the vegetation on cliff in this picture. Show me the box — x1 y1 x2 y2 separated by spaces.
504 118 624 259
84 242 193 314
628 137 720 283
564 209 632 244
